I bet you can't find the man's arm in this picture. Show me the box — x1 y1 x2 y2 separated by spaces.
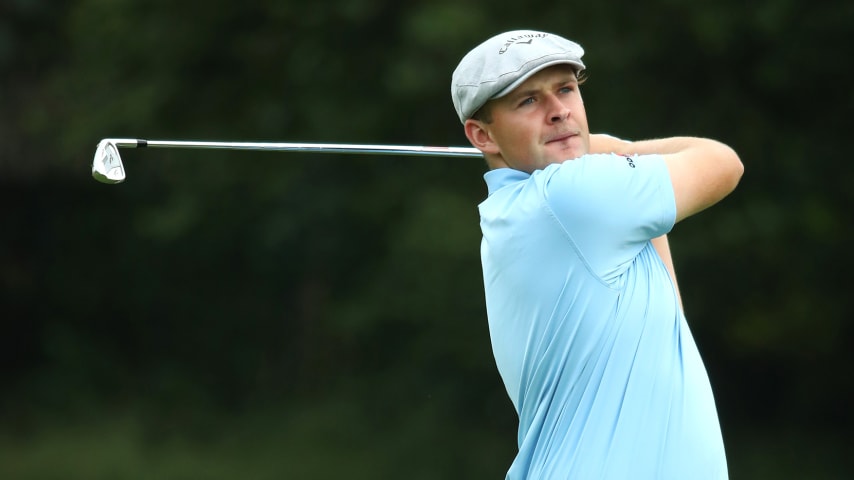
589 133 741 312
589 134 743 223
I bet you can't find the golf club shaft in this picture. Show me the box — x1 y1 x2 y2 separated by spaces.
106 138 482 158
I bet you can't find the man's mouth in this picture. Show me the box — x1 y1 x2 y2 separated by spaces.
545 132 578 145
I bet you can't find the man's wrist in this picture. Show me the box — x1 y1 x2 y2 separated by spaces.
589 133 631 155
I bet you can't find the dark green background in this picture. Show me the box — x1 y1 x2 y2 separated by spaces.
2 0 852 478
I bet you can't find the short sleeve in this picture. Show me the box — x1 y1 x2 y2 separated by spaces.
540 153 676 282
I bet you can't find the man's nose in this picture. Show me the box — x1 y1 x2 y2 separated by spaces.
547 96 570 123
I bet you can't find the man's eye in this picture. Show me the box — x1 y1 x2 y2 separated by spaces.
520 97 535 106
559 86 573 94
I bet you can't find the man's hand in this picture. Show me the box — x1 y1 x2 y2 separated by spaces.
589 133 631 154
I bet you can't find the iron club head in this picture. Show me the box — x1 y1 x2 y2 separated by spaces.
92 139 126 184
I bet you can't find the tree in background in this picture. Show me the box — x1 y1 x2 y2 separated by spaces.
1 0 852 478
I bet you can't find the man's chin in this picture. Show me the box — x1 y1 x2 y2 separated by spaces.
547 136 585 155
545 146 584 163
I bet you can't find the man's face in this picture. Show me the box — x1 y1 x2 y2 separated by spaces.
466 65 590 172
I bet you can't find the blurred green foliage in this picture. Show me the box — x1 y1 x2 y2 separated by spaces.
1 0 852 478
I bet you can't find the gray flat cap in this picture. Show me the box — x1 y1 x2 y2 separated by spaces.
451 30 585 123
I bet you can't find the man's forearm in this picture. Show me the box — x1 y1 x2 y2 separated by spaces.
590 134 728 157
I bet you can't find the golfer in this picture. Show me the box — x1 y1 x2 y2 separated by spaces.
452 30 743 479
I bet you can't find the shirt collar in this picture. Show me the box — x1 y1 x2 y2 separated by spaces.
484 168 530 196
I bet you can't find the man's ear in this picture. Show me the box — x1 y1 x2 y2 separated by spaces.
464 119 500 155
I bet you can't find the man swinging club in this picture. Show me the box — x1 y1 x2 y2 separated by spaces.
452 30 743 479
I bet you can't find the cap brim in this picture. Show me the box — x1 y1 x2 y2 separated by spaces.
493 59 586 100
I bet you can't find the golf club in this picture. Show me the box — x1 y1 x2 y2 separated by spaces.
91 138 483 184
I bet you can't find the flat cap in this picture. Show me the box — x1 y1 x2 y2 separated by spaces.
451 30 585 123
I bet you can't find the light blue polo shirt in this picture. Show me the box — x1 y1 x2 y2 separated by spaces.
479 153 726 479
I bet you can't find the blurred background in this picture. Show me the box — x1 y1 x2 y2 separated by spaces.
2 0 852 478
